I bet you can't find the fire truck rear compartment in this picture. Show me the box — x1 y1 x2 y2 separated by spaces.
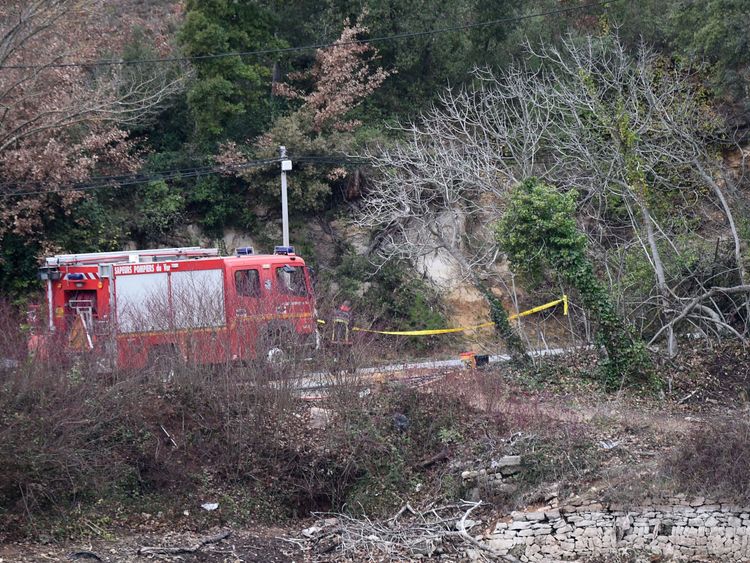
63 290 98 326
115 269 225 333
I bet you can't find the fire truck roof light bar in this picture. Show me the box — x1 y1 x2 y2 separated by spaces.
46 247 219 266
235 247 254 256
274 246 295 255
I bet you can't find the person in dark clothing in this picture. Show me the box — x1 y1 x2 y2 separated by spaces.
332 300 353 344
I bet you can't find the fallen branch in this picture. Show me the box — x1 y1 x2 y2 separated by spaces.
417 448 450 469
138 530 231 555
678 389 699 404
649 285 750 347
69 552 101 561
277 536 310 550
303 501 520 561
454 501 519 562
389 503 417 522
160 424 178 447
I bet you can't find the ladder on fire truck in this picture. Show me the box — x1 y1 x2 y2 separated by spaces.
46 247 220 266
68 299 95 350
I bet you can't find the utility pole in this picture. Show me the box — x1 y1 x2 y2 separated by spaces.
279 146 292 247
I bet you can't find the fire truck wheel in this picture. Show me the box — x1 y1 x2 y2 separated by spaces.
261 323 296 365
148 345 181 380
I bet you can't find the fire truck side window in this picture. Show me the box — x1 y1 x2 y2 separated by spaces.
276 266 308 296
234 269 260 297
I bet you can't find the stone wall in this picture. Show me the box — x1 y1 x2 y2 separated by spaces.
486 494 750 562
462 455 522 499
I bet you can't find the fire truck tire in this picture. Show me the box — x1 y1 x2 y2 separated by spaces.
148 345 181 379
260 323 296 365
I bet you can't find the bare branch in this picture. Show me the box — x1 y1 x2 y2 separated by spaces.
649 285 750 346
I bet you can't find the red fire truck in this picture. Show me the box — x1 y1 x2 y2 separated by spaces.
32 245 318 369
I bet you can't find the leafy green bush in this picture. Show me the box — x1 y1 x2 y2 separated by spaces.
497 178 654 389
187 175 253 237
177 0 281 143
0 235 43 299
133 181 185 242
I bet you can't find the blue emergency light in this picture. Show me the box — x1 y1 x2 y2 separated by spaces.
235 247 254 255
66 273 85 280
274 246 295 255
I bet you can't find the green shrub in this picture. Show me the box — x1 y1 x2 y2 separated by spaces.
331 257 450 352
133 181 185 241
497 178 654 389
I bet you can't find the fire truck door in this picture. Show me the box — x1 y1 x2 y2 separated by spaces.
272 264 312 329
232 268 261 359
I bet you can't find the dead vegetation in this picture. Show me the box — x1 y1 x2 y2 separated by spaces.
3 296 750 560
664 415 750 502
288 501 512 561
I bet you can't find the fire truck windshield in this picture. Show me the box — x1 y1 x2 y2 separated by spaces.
276 265 308 296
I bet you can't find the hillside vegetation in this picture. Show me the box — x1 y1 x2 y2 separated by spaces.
0 2 748 354
1 1 750 558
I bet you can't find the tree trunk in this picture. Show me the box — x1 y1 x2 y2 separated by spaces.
694 161 749 332
473 280 530 366
638 200 678 357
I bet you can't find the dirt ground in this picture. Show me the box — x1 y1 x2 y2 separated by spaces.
0 528 303 563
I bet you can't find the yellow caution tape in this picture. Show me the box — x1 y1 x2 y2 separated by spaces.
352 321 495 336
508 294 568 320
350 295 569 337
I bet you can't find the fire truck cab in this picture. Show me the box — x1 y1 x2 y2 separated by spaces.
34 246 317 369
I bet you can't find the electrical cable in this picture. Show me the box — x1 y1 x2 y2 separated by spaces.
0 1 616 71
0 2 616 196
0 157 279 198
0 154 367 198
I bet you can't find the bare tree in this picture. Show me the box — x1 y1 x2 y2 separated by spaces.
355 71 554 362
0 0 187 235
358 33 748 357
526 36 748 355
358 61 553 275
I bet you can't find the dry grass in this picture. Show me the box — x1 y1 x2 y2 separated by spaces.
5 296 749 543
0 298 501 537
664 415 750 501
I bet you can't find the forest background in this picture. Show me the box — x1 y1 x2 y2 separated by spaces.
4 0 750 545
0 0 749 358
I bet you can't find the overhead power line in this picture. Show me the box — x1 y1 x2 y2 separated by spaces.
0 158 277 198
0 1 615 71
0 154 367 198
